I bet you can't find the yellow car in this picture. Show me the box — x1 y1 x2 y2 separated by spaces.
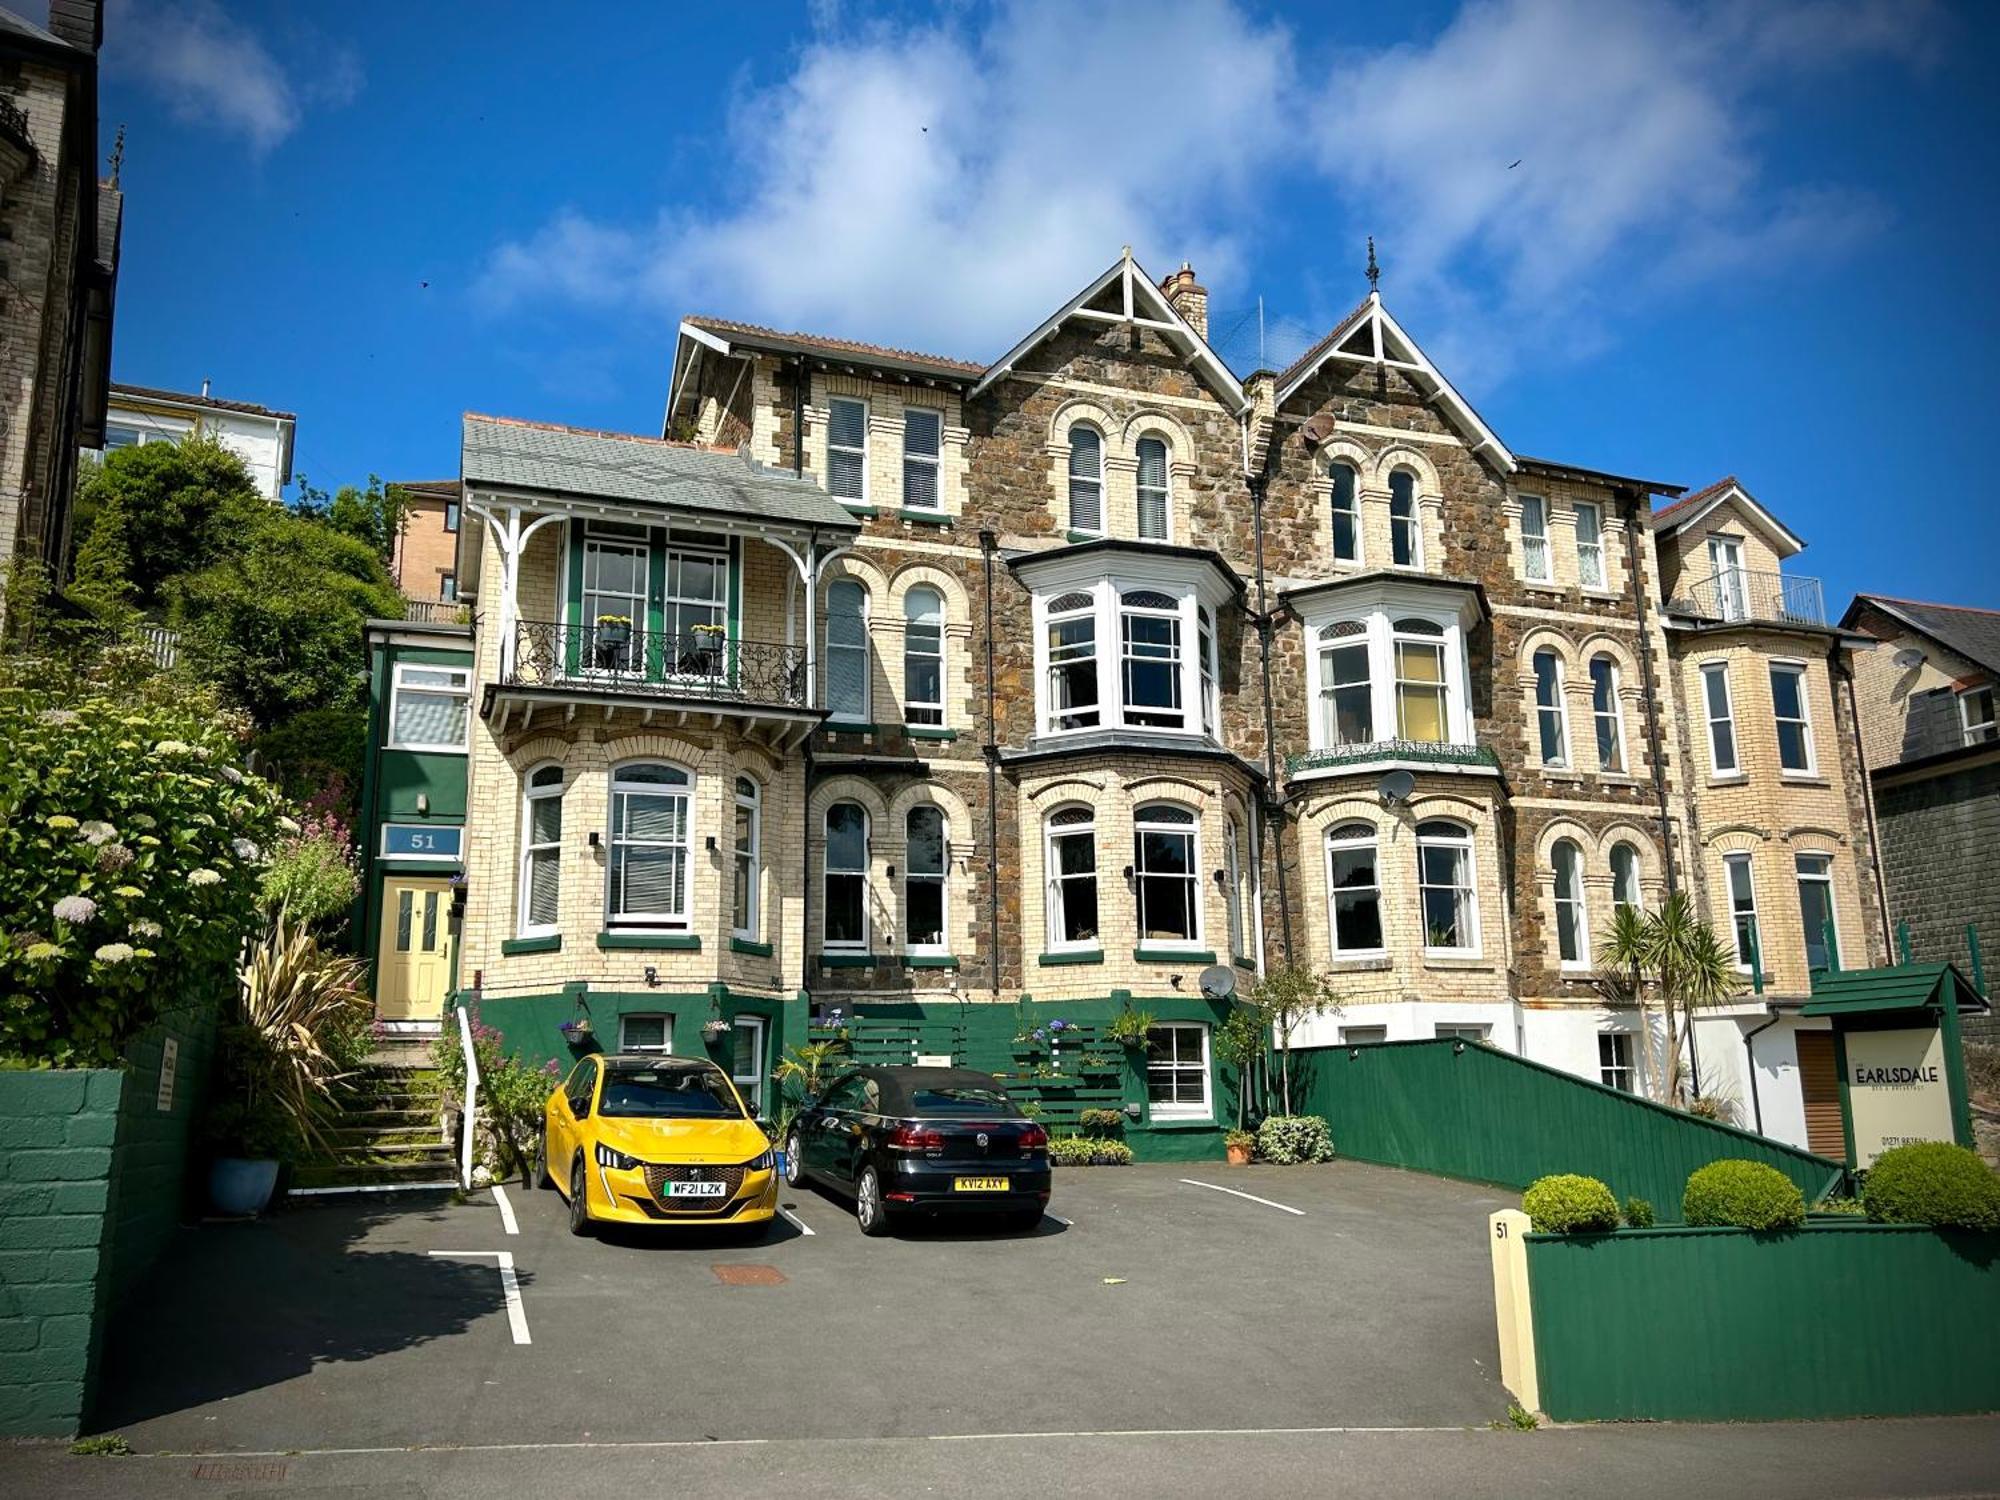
537 1052 778 1237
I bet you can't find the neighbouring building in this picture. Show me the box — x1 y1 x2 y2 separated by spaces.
388 477 463 615
98 381 295 501
1840 592 2000 1044
0 0 117 601
358 248 1889 1157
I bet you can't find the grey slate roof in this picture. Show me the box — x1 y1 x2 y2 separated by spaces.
1846 595 2000 679
461 414 860 532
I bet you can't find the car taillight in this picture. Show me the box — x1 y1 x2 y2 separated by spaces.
1018 1124 1049 1152
885 1124 944 1152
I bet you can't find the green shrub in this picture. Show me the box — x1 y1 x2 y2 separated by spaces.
1522 1174 1619 1234
1683 1159 1806 1230
259 809 359 928
1862 1142 2000 1232
1077 1107 1126 1137
1256 1114 1335 1164
252 707 366 818
1048 1135 1133 1166
1811 1194 1867 1217
1622 1195 1655 1228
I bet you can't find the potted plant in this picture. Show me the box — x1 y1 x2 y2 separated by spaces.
1225 1129 1256 1168
558 1017 594 1047
594 613 633 647
1103 1006 1155 1052
701 1017 732 1044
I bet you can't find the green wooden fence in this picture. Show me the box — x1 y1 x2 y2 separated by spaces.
1291 1039 1845 1217
1526 1224 2000 1420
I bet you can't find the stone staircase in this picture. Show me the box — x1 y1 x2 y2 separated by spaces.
290 1037 459 1192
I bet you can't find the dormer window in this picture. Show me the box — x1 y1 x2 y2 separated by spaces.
1068 425 1104 535
1136 436 1169 541
1389 470 1421 568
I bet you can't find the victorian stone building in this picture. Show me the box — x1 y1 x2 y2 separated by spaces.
385 248 1883 1157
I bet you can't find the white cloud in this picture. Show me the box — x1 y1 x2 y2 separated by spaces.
105 0 361 154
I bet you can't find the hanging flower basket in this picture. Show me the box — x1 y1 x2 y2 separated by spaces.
701 1018 732 1043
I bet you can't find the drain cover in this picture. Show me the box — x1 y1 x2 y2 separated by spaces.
192 1461 290 1481
711 1263 786 1286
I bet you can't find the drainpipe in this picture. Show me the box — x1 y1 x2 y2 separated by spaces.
1837 647 1893 954
1250 462 1292 961
1743 1006 1782 1136
801 730 816 1022
1622 493 1678 897
980 530 1002 1004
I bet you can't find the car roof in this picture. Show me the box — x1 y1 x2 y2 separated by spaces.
595 1053 724 1070
845 1066 1017 1115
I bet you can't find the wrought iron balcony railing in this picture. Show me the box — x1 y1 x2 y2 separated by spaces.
1286 740 1500 776
1671 569 1825 627
0 98 31 160
508 620 811 709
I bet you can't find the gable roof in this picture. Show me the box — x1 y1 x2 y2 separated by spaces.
1841 594 2000 679
967 248 1247 414
1274 292 1515 473
1651 475 1804 557
461 413 860 533
1801 962 1988 1018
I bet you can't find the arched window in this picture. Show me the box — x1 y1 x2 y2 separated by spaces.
518 764 564 937
1534 649 1569 767
1134 803 1200 947
1046 590 1099 732
607 763 692 929
1120 590 1184 729
823 802 869 953
1330 462 1359 563
1416 820 1477 954
1136 435 1169 541
1553 838 1588 968
1389 469 1420 568
1068 425 1104 535
1046 805 1098 950
1222 816 1245 959
1394 617 1448 743
904 806 948 954
1326 822 1383 955
732 776 761 939
1317 621 1374 748
903 587 944 727
1590 655 1624 772
826 580 869 722
1610 841 1642 913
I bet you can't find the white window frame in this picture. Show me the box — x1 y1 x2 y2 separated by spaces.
1959 687 1998 745
1222 816 1245 960
1795 852 1838 973
731 1015 767 1117
1043 590 1100 734
658 537 730 672
1434 1024 1491 1042
1590 655 1624 772
606 763 694 930
1136 434 1171 542
572 527 650 678
1417 820 1480 957
1533 649 1570 768
1133 803 1203 951
1769 661 1816 775
903 586 945 727
822 802 870 955
1552 838 1589 970
1520 495 1551 583
1315 625 1375 749
1393 618 1452 745
1708 535 1748 621
1388 470 1422 569
825 579 871 723
1574 501 1605 590
827 396 869 504
1598 1032 1635 1093
1302 601 1474 756
620 1013 672 1055
1044 807 1099 953
901 407 942 511
732 776 761 941
1119 589 1186 731
1145 1021 1212 1122
1030 571 1221 742
517 763 564 939
1610 841 1643 912
902 805 949 956
1198 606 1219 738
1724 852 1760 974
1329 461 1361 564
387 663 471 753
1067 424 1104 536
1325 822 1385 958
1702 662 1739 776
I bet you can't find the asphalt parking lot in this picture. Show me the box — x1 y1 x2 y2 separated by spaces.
89 1160 1515 1453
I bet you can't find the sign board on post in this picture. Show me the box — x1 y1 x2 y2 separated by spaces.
156 1036 178 1112
1843 1027 1954 1168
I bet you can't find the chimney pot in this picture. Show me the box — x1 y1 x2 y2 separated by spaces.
1161 262 1209 343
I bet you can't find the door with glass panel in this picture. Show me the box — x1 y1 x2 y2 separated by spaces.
376 877 452 1021
661 542 729 681
579 531 648 675
1707 536 1747 621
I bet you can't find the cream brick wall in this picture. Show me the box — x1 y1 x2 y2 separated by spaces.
807 374 967 519
1656 497 1788 602
1847 614 1982 771
1305 437 1449 576
1502 479 1632 599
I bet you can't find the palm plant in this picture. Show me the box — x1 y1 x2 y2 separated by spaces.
220 916 369 1158
1593 893 1741 1106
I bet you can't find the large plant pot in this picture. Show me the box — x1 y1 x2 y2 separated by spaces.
209 1157 280 1215
1226 1143 1253 1168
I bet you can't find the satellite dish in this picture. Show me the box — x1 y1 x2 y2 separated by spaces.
1378 769 1416 806
1198 965 1237 1001
1892 648 1926 670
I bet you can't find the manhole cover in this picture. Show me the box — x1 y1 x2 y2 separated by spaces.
192 1460 290 1481
711 1263 786 1286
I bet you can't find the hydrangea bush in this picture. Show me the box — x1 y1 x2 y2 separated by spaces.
0 687 284 1065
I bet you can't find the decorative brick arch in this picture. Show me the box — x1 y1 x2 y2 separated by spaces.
1026 774 1110 806
1369 442 1444 498
886 560 970 621
808 775 891 824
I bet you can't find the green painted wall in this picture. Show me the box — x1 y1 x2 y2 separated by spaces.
1292 1039 1845 1218
1527 1224 2000 1421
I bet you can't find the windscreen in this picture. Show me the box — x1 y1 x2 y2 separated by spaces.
910 1086 1021 1118
598 1062 744 1119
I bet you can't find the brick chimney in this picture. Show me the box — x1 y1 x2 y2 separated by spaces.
1160 262 1209 342
46 0 103 52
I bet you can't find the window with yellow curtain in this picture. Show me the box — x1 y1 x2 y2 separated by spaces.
1393 618 1448 742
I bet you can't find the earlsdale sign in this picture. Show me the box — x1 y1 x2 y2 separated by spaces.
1843 1027 1954 1168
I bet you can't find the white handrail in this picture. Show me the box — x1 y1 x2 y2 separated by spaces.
456 1003 481 1190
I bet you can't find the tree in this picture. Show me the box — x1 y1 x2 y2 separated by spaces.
70 437 268 610
1213 1007 1266 1129
299 474 407 565
1245 963 1341 1116
1594 892 1742 1106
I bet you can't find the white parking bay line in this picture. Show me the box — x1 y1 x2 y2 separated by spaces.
778 1207 816 1237
1178 1179 1306 1217
491 1184 519 1235
428 1250 531 1344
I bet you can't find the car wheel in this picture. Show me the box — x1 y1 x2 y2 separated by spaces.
535 1130 553 1191
568 1158 594 1238
783 1133 805 1187
855 1166 891 1237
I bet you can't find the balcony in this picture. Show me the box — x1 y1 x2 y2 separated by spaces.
401 596 466 624
1286 740 1501 778
1671 569 1825 628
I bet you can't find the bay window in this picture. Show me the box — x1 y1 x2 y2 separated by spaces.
1417 820 1478 955
1394 618 1449 742
1299 594 1475 760
518 764 564 936
607 763 692 928
1046 591 1099 731
1326 822 1383 955
904 806 948 953
1045 806 1099 950
823 802 869 953
1198 607 1218 736
1317 624 1374 747
1134 803 1200 948
1120 590 1184 729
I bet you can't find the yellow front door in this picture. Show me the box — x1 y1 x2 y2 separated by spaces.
377 878 453 1022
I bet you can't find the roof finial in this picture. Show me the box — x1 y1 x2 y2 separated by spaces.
1365 236 1380 295
107 124 125 188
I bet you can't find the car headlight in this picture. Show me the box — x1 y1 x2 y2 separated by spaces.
594 1142 640 1171
746 1149 774 1172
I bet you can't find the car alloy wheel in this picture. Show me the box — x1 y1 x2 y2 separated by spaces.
568 1158 594 1237
784 1133 804 1187
856 1166 889 1237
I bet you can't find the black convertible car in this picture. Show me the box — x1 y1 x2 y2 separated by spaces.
782 1066 1051 1235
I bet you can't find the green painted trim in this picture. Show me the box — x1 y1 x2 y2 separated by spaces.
564 521 585 675
730 936 774 957
1142 1118 1220 1131
1065 529 1103 544
1834 1026 1858 1169
645 527 668 680
501 934 562 956
898 508 953 527
596 931 702 951
1039 949 1105 967
727 535 742 688
904 725 959 741
1231 954 1256 970
819 953 877 969
903 955 960 970
1133 948 1218 964
840 503 880 517
825 721 877 735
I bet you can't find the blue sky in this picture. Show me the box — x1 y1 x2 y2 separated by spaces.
95 0 1997 611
